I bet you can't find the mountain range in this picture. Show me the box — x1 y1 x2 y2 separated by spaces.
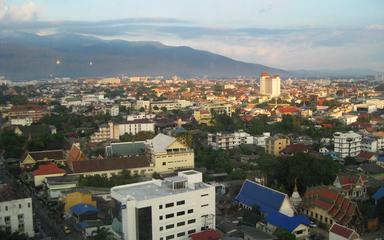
0 32 288 81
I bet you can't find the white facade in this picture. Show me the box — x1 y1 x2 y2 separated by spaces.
208 131 254 150
10 117 33 126
107 105 120 117
260 73 281 98
253 132 271 148
119 120 155 136
127 113 155 121
334 131 362 160
111 170 215 240
341 115 358 125
135 100 151 111
0 197 34 237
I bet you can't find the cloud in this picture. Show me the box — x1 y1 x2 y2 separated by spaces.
0 0 39 21
0 17 383 70
367 24 384 30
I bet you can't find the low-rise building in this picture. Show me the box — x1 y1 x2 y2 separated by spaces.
333 174 368 200
302 186 363 231
329 223 361 240
110 170 215 240
20 150 65 170
265 135 291 156
208 131 254 150
32 163 66 187
0 185 34 237
333 131 362 160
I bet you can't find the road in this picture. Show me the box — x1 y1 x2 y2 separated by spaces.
1 164 79 240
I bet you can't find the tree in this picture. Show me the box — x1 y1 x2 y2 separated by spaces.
0 231 28 240
8 95 28 105
0 128 27 158
243 205 263 225
271 153 340 193
273 228 296 240
344 156 357 165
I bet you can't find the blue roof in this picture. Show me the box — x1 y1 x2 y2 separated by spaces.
373 187 384 201
234 180 286 214
71 204 99 216
266 211 310 232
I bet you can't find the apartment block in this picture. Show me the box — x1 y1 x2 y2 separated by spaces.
333 131 361 160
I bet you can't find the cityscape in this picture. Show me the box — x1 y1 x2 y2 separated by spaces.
0 1 384 240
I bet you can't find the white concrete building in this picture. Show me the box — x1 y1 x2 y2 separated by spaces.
208 130 254 150
90 120 155 143
341 115 358 125
111 170 215 240
10 117 33 126
259 72 281 98
253 132 271 148
0 186 34 237
127 113 155 121
333 131 362 160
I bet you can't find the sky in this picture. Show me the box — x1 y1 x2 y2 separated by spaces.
1 0 384 70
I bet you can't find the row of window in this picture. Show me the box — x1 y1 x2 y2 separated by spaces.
0 203 30 212
160 219 196 231
159 200 185 210
160 229 196 240
159 209 194 221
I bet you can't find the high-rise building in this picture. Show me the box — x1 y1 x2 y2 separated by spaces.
111 170 215 240
259 72 281 98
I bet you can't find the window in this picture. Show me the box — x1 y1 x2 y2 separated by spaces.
162 162 166 166
165 203 174 208
187 209 193 214
177 221 185 227
177 200 185 205
166 224 174 230
187 229 196 234
201 194 208 197
177 232 186 237
188 219 196 224
19 204 22 209
201 204 208 207
177 211 185 216
166 213 174 219
160 227 163 231
5 206 8 211
166 235 174 240
159 205 163 209
159 216 163 220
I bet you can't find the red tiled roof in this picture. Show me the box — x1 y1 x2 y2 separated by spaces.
357 151 375 160
71 156 150 173
33 163 66 176
329 223 354 238
281 144 310 154
190 230 221 240
277 107 300 114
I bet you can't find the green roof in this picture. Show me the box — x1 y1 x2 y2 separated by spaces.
106 142 146 157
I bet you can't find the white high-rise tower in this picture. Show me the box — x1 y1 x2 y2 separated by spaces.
259 72 281 98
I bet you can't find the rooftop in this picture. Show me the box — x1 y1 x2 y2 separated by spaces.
112 171 210 201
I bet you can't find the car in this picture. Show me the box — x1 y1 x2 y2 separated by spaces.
63 225 71 234
309 221 317 228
